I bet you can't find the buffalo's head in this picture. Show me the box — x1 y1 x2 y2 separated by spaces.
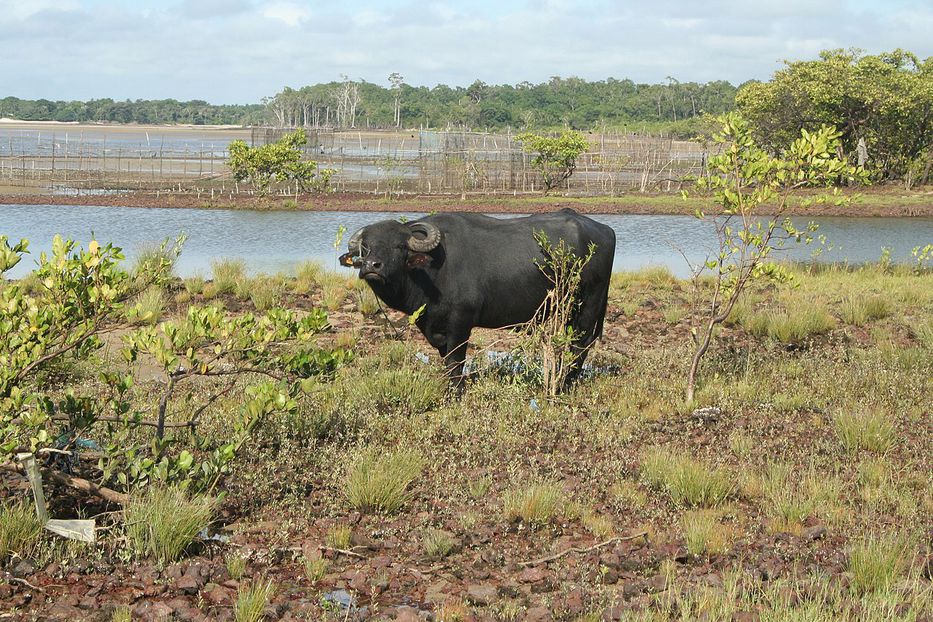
339 220 442 284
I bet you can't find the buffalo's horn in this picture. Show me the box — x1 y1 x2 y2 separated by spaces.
347 228 364 253
406 222 441 252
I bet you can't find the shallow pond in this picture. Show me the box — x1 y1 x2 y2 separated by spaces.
1 204 931 278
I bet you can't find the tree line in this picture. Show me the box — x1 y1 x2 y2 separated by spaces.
0 97 266 126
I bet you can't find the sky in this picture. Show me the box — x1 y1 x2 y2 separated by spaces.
1 0 931 104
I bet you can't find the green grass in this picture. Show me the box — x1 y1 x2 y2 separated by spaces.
303 556 328 583
422 529 456 559
226 552 247 580
682 510 731 557
110 605 132 622
833 407 896 454
183 273 205 295
744 304 836 344
325 525 351 550
345 449 423 514
132 242 177 278
128 286 164 325
641 447 733 508
125 486 214 565
249 275 286 311
234 578 275 622
319 271 350 311
847 534 910 594
502 481 564 527
840 295 892 326
0 500 43 561
211 258 247 295
294 260 324 293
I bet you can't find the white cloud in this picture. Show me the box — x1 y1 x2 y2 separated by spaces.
261 1 311 27
0 0 930 103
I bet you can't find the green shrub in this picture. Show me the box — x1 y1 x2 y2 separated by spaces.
234 578 275 622
502 481 563 527
211 258 246 295
345 449 423 514
848 533 910 593
641 447 733 507
0 500 43 561
126 486 214 564
833 408 896 454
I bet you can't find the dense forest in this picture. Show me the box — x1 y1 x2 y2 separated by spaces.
0 76 738 134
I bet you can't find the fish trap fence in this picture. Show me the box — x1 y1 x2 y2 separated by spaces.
1 127 709 195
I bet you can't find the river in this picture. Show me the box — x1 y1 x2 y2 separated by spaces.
1 204 931 278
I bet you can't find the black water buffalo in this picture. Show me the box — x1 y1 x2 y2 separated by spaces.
338 208 615 390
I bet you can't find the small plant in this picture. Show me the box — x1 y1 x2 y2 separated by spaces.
353 281 380 315
662 305 687 325
682 510 731 557
502 480 563 527
841 295 891 326
468 475 492 499
184 274 205 295
746 305 836 344
345 449 423 514
833 408 896 454
641 447 733 508
761 463 816 533
319 272 348 311
228 128 332 197
211 258 246 295
581 510 614 539
125 486 214 565
234 578 276 622
294 260 323 293
325 524 352 550
303 556 329 583
234 276 252 301
847 533 910 594
133 242 180 279
610 480 648 513
249 276 285 311
0 500 43 561
728 430 754 459
226 552 248 580
111 605 132 622
127 286 165 326
422 529 456 559
515 130 589 195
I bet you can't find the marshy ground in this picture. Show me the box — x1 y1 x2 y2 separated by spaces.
1 260 931 621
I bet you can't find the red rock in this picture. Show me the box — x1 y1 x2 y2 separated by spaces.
46 602 84 620
518 567 547 583
203 584 233 606
646 574 668 593
175 574 200 595
523 607 553 622
394 606 422 622
466 584 497 606
144 583 168 597
564 587 585 616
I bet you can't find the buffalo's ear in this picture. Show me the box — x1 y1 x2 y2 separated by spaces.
406 252 431 269
338 252 360 268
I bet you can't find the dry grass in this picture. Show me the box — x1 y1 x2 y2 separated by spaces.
833 407 896 454
345 449 423 514
641 447 733 508
502 481 564 527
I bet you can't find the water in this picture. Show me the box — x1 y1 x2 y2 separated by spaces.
1 204 930 279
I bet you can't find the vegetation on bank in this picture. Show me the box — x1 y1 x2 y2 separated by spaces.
0 249 930 619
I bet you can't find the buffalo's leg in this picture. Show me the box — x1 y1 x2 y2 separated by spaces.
563 283 610 387
443 329 471 392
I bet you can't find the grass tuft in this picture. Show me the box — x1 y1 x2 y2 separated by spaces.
345 449 423 514
211 258 246 295
303 556 328 583
226 552 247 580
847 533 910 594
422 529 456 559
234 578 275 622
682 509 731 557
125 486 214 565
832 407 896 454
249 276 285 311
641 447 733 508
128 286 164 325
502 480 563 527
841 295 891 326
745 304 836 344
0 500 43 561
184 273 205 295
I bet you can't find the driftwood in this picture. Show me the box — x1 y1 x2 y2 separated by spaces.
318 545 369 559
518 531 649 567
0 462 127 506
